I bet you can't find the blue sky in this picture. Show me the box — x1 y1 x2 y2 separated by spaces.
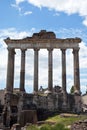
0 0 87 94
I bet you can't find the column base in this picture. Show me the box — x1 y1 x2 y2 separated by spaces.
62 103 67 111
74 90 81 95
62 90 68 111
74 94 82 113
33 91 38 95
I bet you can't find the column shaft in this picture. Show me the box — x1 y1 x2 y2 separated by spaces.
61 49 66 92
34 48 39 92
6 48 15 92
20 49 26 92
73 48 80 94
48 48 53 91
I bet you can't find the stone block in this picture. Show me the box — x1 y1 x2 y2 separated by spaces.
19 110 37 127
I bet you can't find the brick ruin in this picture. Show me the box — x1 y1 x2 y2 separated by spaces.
0 30 82 128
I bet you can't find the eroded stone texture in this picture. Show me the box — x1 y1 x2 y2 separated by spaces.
2 30 82 128
71 120 87 130
18 110 37 127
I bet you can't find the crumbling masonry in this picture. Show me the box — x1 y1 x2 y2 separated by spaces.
3 30 82 127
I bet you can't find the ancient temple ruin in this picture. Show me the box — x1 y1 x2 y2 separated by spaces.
3 30 82 127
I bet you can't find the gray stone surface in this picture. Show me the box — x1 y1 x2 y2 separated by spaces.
71 120 87 130
1 30 82 128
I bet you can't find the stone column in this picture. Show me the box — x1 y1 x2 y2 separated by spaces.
73 48 80 94
48 48 53 92
20 49 26 92
6 48 15 93
61 49 66 92
61 48 67 110
34 48 39 93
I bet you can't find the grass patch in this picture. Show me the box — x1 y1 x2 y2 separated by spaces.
46 114 87 126
40 124 52 130
26 114 87 130
26 123 70 130
26 125 39 130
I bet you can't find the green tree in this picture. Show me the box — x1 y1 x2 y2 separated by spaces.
70 86 74 94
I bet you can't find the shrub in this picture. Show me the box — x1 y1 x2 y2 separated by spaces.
40 124 52 130
52 123 64 130
52 123 70 130
26 125 39 130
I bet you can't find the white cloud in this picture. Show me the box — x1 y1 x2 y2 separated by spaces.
11 3 22 12
82 17 87 26
15 0 87 26
53 12 60 16
11 3 32 16
16 0 25 5
23 11 32 15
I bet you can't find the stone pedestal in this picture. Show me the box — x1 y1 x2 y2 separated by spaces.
62 91 68 111
74 93 82 113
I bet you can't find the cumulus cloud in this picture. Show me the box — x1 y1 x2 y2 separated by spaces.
16 0 25 5
15 0 87 26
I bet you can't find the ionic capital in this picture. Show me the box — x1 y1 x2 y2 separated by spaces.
72 48 80 54
21 49 27 52
61 48 66 54
7 47 15 55
47 48 53 52
34 48 40 51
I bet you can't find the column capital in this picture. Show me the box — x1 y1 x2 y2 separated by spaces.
21 49 27 52
7 47 15 54
61 48 66 52
47 48 53 51
73 48 80 54
34 48 40 51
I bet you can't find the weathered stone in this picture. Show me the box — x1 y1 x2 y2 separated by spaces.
71 120 87 130
18 110 37 127
2 30 82 128
11 123 21 130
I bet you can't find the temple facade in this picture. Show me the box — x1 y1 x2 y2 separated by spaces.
3 30 82 128
5 30 81 94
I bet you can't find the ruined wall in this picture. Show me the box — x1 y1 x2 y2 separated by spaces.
0 89 5 105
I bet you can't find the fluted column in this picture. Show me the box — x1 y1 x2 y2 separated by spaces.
6 48 15 92
73 48 80 94
34 48 39 93
20 49 26 92
61 49 66 92
48 48 53 92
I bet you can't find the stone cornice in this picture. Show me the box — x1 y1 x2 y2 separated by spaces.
4 30 82 49
4 37 81 45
